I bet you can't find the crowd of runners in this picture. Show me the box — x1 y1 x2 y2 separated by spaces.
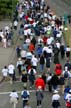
0 0 71 108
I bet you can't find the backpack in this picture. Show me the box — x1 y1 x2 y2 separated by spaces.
22 91 28 98
64 71 68 78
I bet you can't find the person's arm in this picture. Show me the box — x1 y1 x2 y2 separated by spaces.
21 91 23 98
16 93 19 100
65 94 69 101
27 91 30 98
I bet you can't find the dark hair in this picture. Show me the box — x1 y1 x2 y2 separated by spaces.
12 89 16 92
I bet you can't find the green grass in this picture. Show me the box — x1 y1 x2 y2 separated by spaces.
63 26 71 47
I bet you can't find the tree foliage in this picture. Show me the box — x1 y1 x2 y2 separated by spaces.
0 0 18 18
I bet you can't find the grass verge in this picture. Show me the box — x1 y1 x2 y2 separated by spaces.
63 25 71 47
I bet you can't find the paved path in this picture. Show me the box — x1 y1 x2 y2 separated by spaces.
0 47 15 72
46 0 71 16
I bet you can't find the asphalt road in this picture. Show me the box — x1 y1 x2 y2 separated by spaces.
46 0 71 16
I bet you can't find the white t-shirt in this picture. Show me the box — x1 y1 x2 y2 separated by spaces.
56 42 60 49
2 38 6 43
5 26 9 31
8 64 15 74
65 93 71 102
44 13 47 18
21 50 27 58
47 37 54 45
52 94 60 101
31 57 38 66
42 46 48 53
47 48 52 54
56 33 60 38
10 92 18 98
14 21 18 26
46 76 52 82
37 37 43 44
24 29 31 36
16 60 23 67
2 68 8 77
25 38 31 45
66 47 71 52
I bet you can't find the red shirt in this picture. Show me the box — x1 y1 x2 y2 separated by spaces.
43 37 48 44
55 64 62 75
35 78 45 90
29 43 35 52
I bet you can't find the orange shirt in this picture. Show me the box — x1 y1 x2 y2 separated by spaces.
29 43 35 52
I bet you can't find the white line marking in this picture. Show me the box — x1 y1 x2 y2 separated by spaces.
0 89 48 95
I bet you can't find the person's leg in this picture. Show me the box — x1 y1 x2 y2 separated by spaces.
65 78 68 87
61 85 65 94
41 64 44 72
9 75 13 84
40 64 43 72
23 100 26 108
53 85 57 90
37 100 40 106
49 84 52 92
0 76 5 83
39 100 42 106
13 103 16 108
18 66 21 75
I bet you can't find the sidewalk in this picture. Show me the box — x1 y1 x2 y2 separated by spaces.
0 21 17 76
0 47 16 75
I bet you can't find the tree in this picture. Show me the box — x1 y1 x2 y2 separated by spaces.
0 0 18 19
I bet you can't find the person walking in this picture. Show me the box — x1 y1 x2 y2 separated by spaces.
2 37 7 48
21 87 30 108
60 44 65 59
65 46 71 59
51 74 59 91
21 69 28 88
65 89 71 108
52 90 60 108
0 66 8 83
8 63 15 84
46 73 52 92
35 75 45 90
28 67 36 88
59 74 65 94
39 54 45 72
36 86 44 108
9 90 19 108
16 58 23 76
63 66 70 87
24 101 31 108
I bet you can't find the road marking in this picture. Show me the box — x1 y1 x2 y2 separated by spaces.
0 89 48 95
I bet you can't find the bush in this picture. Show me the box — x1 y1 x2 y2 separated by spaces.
0 0 18 19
